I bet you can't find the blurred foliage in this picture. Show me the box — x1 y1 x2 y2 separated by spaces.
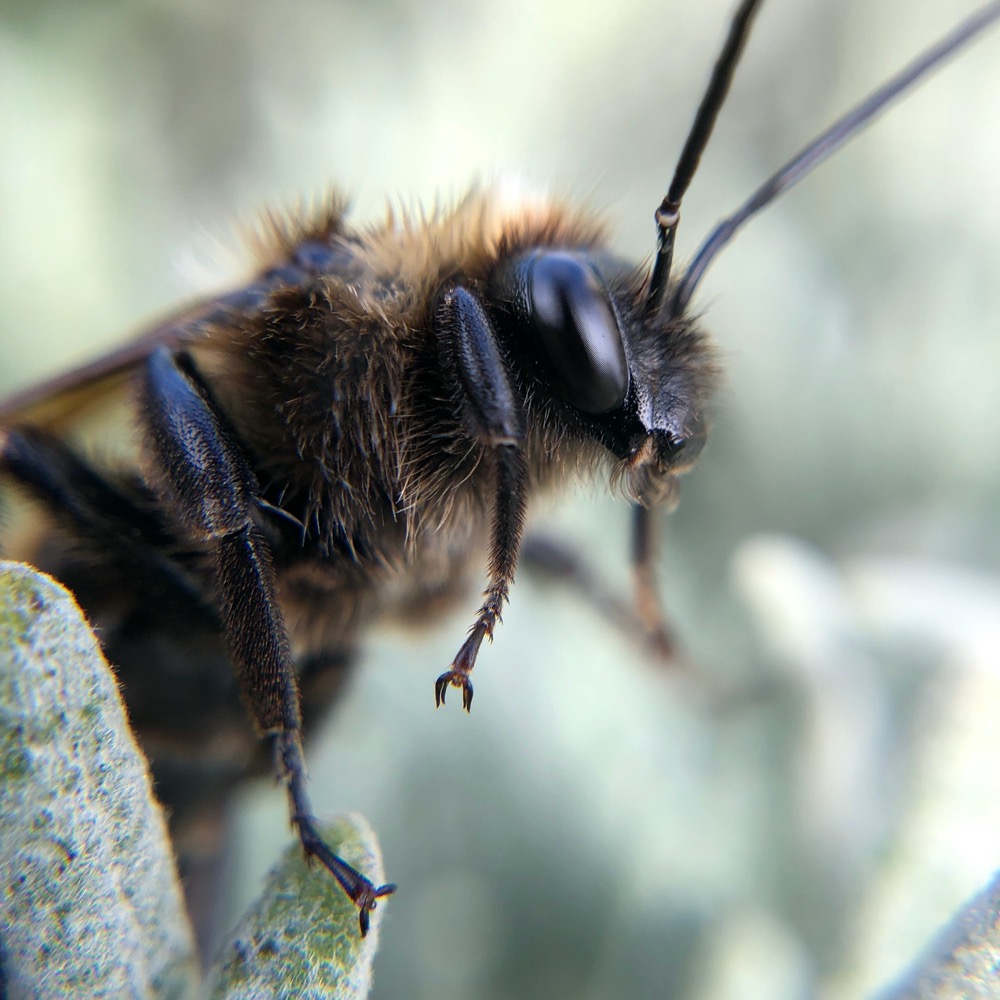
2 1 1000 998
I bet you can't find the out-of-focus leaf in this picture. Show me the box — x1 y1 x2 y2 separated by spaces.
0 561 199 999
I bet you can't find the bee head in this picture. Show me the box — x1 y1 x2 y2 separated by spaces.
489 247 717 508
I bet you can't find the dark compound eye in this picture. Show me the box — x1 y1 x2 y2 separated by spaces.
527 253 629 414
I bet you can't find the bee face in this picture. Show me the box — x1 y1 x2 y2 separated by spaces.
478 243 716 505
3 1 1000 995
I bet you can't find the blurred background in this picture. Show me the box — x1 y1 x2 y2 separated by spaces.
3 0 1000 996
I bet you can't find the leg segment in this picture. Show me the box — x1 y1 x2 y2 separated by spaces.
140 346 394 933
433 287 529 710
435 446 528 710
631 503 675 660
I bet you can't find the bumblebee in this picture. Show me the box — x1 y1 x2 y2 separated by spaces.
2 0 998 945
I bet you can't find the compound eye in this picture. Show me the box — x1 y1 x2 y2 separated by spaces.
529 252 629 414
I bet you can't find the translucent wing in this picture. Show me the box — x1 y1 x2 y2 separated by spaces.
0 282 273 430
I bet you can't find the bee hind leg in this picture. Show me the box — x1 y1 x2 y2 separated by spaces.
139 346 395 935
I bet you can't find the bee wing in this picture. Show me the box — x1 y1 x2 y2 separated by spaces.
0 328 182 429
0 286 261 430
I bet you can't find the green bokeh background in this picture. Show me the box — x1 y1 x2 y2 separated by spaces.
3 1 1000 997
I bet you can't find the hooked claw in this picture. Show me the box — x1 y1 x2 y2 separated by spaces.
434 669 474 711
354 880 398 937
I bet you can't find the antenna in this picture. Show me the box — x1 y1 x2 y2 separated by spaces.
669 0 1000 317
644 0 765 318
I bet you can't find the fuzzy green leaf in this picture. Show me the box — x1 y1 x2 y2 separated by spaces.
0 561 199 999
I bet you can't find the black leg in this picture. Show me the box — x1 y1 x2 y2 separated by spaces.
140 346 394 934
276 732 394 935
432 287 529 710
0 426 213 621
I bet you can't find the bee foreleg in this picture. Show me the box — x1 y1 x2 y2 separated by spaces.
630 504 675 660
139 346 395 934
433 287 529 711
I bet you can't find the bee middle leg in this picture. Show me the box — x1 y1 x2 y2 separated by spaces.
139 346 395 935
433 287 529 711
